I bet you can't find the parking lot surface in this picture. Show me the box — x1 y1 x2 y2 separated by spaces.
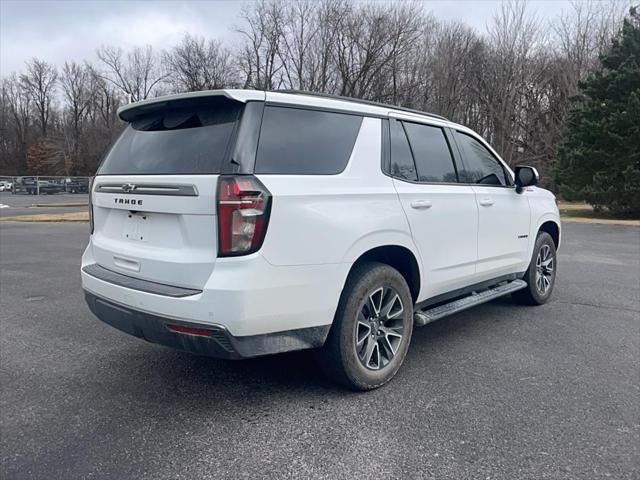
1 222 638 479
0 192 88 217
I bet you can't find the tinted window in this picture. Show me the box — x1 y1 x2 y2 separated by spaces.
403 122 457 183
255 107 363 174
99 102 241 175
455 132 509 186
389 119 417 181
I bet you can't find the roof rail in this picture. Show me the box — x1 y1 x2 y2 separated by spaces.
275 90 448 121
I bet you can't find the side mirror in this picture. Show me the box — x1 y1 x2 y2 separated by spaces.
514 166 539 193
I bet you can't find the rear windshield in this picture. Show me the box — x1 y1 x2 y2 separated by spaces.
98 99 242 175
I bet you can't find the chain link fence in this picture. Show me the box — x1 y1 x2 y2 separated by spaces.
0 176 91 195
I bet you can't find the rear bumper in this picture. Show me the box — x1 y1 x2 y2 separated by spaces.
84 291 330 359
81 243 348 337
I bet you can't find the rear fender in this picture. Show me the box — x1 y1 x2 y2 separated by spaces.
340 231 423 297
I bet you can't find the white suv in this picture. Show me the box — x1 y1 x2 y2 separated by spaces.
82 90 560 390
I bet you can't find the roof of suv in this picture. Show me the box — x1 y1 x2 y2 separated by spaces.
117 89 458 129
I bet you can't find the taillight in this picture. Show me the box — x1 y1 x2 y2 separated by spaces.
89 177 94 234
217 175 272 256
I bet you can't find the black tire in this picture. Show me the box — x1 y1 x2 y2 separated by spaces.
513 231 557 305
317 262 414 390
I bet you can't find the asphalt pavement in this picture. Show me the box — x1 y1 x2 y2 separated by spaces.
0 222 638 479
0 192 88 217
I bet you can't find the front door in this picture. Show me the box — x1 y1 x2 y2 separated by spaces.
452 131 531 277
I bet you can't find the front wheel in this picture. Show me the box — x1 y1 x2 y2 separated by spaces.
513 231 557 305
317 262 414 390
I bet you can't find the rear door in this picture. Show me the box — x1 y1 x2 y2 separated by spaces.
452 130 531 276
389 117 478 299
90 97 243 290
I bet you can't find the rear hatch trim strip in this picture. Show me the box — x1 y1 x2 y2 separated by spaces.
82 264 202 297
96 183 198 196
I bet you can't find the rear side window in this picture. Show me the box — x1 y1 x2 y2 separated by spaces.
403 122 457 183
389 119 417 181
99 99 242 175
454 132 509 186
255 106 363 174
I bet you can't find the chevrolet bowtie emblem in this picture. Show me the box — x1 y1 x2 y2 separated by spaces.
122 183 136 193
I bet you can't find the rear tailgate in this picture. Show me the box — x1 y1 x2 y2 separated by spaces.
91 175 218 290
89 94 248 291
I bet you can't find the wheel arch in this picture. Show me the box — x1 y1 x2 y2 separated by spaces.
538 220 560 250
345 245 422 303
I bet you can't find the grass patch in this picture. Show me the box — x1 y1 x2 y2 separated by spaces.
558 202 639 225
32 202 88 208
0 211 89 222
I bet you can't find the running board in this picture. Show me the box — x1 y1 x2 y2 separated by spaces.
413 279 527 327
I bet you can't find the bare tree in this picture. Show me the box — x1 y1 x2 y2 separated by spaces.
553 0 627 96
275 0 346 93
379 2 429 104
81 65 124 172
421 22 481 122
96 45 167 102
2 74 31 172
304 0 345 92
329 2 418 99
165 34 235 92
20 58 57 136
86 65 121 131
470 1 544 165
60 61 92 169
237 0 287 89
278 0 319 90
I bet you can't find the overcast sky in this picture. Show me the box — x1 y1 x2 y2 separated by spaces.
1 0 578 76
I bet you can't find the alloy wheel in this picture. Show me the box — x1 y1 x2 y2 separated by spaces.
355 286 405 370
535 244 554 295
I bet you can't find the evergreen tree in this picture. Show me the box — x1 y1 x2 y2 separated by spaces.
556 7 640 215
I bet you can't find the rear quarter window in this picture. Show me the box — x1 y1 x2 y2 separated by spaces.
254 106 363 174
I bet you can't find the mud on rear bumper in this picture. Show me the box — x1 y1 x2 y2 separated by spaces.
84 291 330 359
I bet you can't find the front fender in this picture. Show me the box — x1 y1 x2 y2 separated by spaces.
532 212 561 253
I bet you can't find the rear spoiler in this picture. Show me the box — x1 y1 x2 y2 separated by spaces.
117 89 266 122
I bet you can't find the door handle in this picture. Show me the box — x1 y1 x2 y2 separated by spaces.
479 198 494 207
410 200 432 209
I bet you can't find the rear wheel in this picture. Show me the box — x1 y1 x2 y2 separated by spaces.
513 231 557 305
317 262 413 390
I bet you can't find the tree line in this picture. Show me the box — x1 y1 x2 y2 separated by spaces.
0 0 629 190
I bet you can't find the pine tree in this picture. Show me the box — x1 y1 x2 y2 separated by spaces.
555 7 640 215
